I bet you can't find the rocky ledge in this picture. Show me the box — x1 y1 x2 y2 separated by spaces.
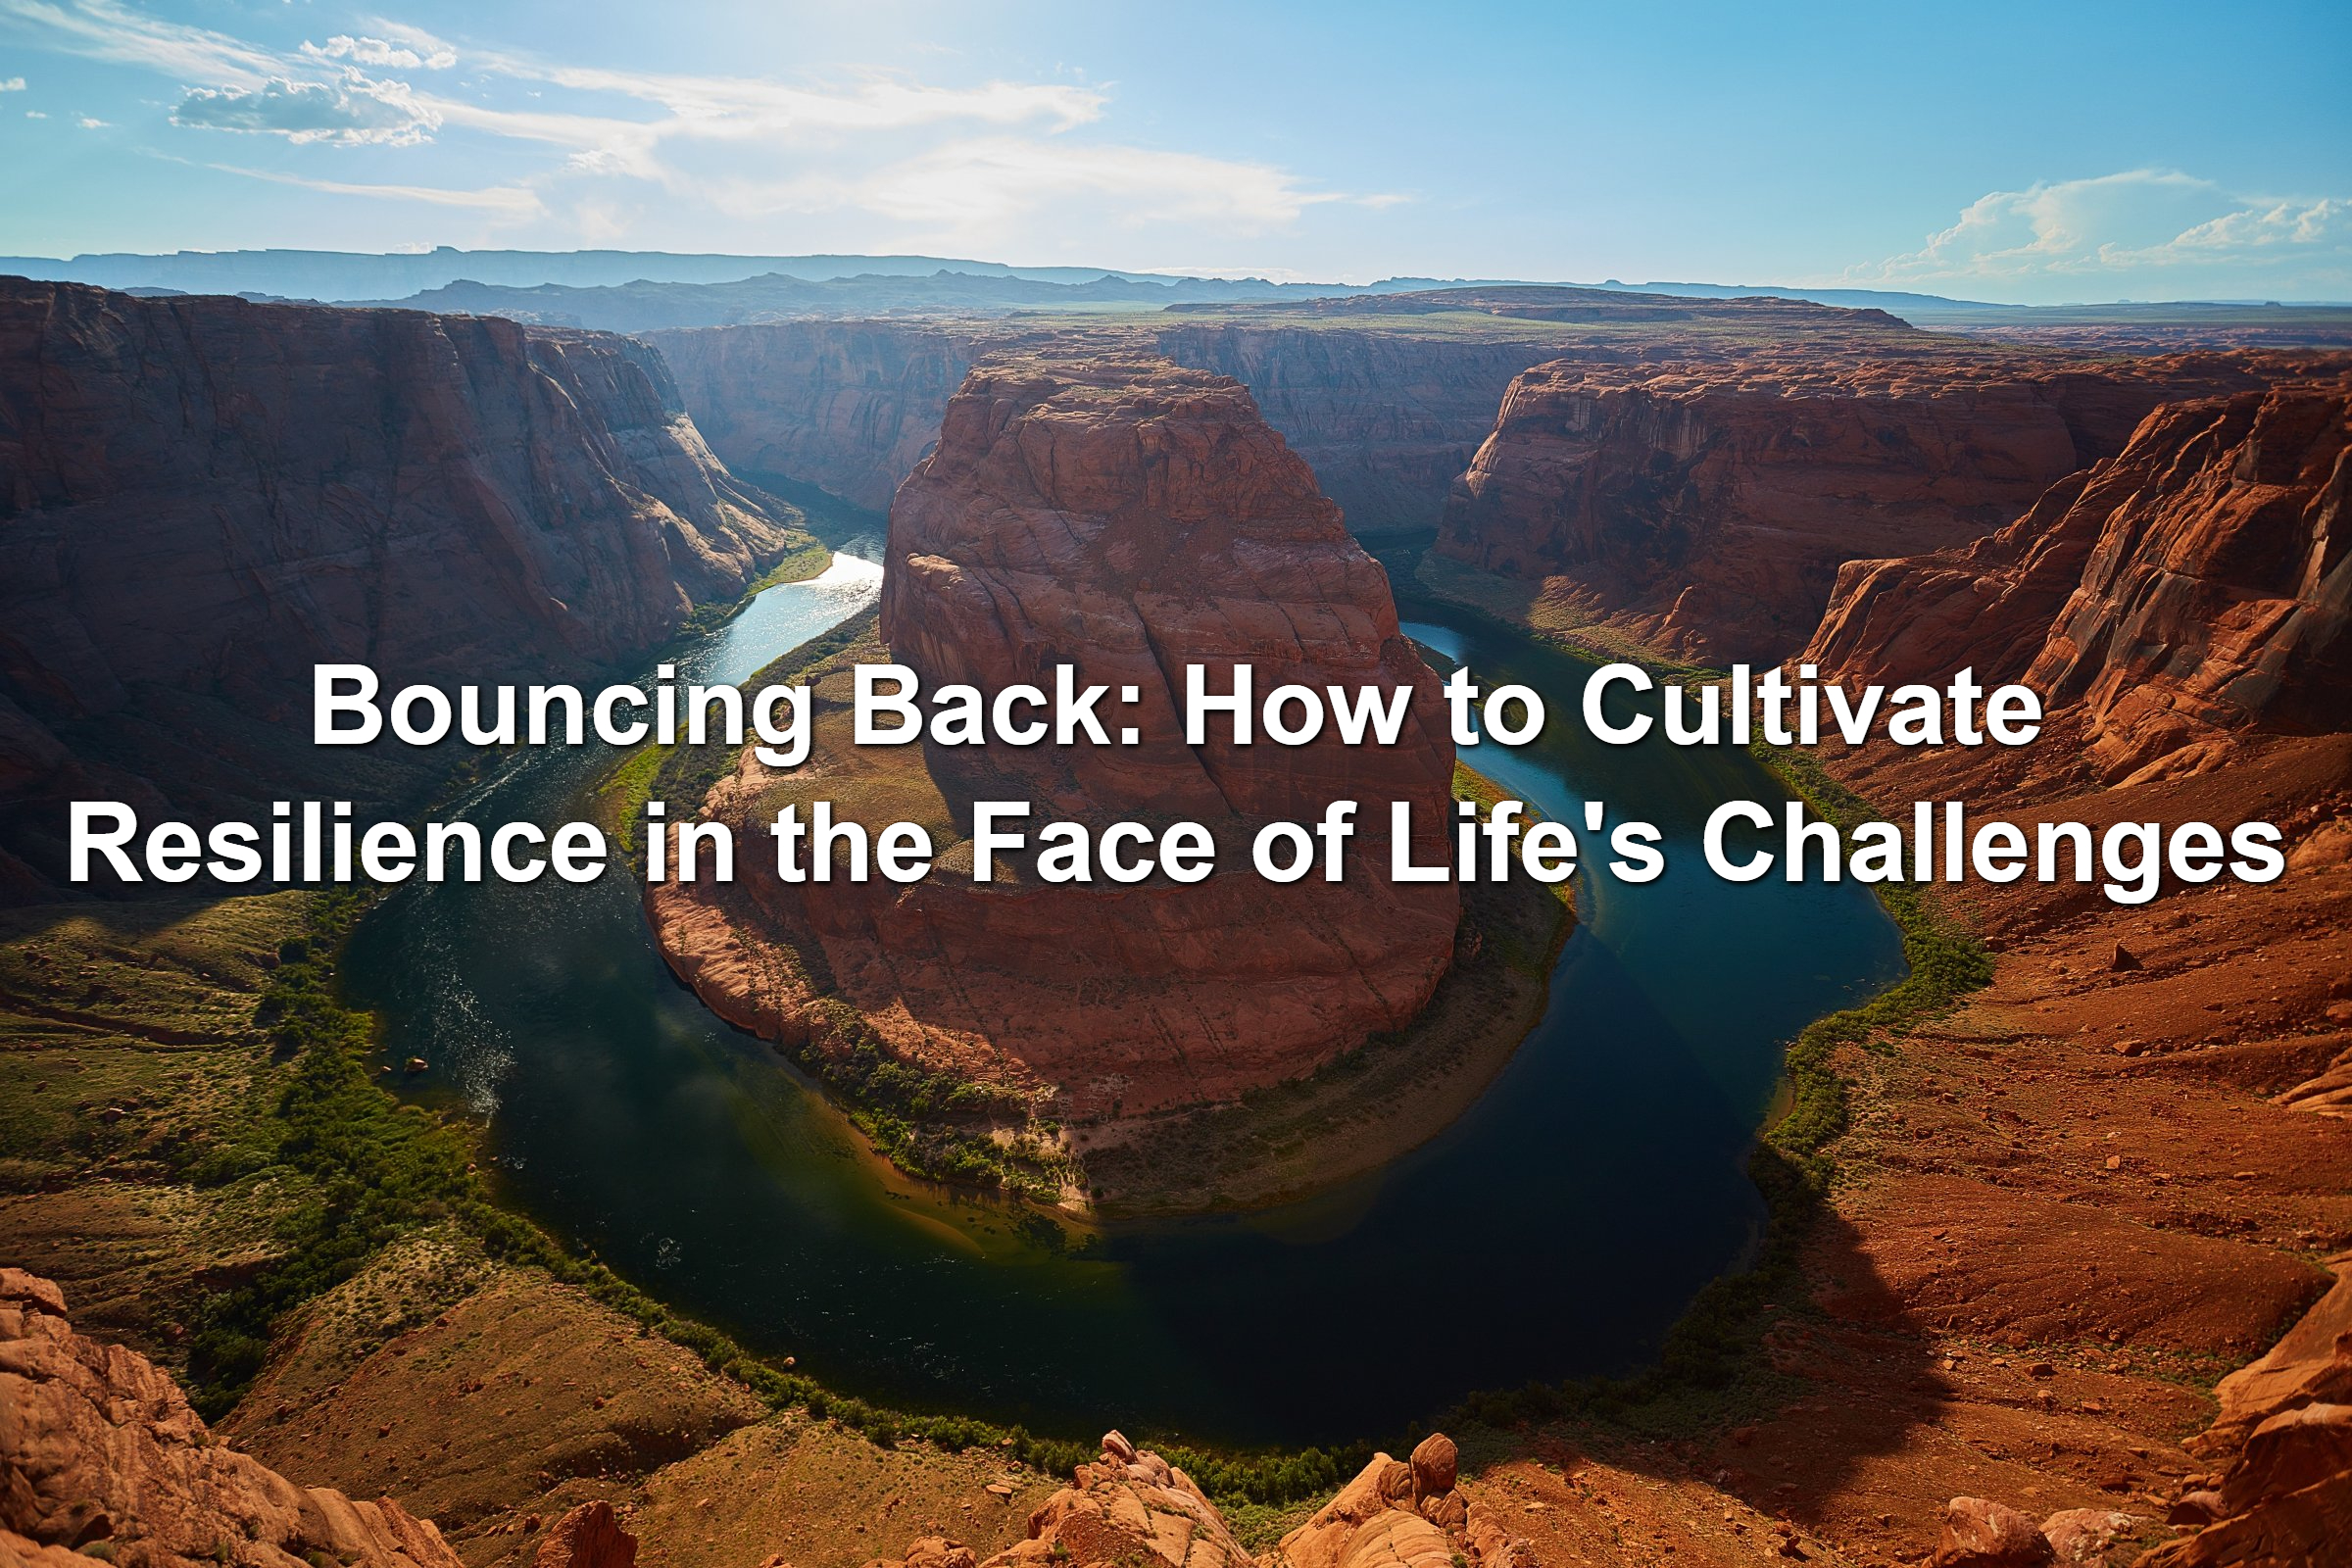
0 276 808 886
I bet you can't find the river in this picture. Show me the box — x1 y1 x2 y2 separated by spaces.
343 541 1906 1448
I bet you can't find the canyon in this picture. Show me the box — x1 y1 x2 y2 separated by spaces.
647 288 1962 535
4 266 2352 1568
0 278 811 890
648 357 1466 1132
647 289 2337 668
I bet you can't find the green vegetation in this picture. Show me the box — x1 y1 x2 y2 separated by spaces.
796 999 1078 1200
180 892 475 1411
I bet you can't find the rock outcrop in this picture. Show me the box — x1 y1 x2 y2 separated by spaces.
652 358 1459 1122
2131 1259 2352 1567
530 1502 638 1568
1806 383 2351 782
0 277 805 882
0 1267 466 1568
1432 354 2278 662
1275 1435 1531 1568
867 1433 1529 1568
1920 1255 2352 1568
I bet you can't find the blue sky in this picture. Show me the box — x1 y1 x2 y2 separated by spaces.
1 0 2346 302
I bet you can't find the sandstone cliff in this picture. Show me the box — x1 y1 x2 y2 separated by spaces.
646 287 1949 540
1148 320 1575 535
0 1267 467 1568
1806 383 2351 782
651 357 1460 1125
0 277 806 883
647 319 985 512
1432 354 2281 662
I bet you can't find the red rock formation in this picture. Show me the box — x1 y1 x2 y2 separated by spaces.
0 1268 466 1568
878 359 1454 827
652 358 1459 1121
651 314 1551 531
2133 1260 2352 1567
0 277 803 880
1434 354 2279 662
867 1432 1530 1568
1806 383 2351 782
1275 1435 1532 1567
531 1502 637 1568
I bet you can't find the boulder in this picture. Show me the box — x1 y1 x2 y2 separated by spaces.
1407 1434 1457 1498
2036 1508 2146 1566
1933 1496 2053 1568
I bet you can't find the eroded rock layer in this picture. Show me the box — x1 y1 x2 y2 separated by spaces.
0 1268 466 1568
1432 354 2281 662
653 358 1459 1120
1806 382 2351 783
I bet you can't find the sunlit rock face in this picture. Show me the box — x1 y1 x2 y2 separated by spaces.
1806 380 2352 783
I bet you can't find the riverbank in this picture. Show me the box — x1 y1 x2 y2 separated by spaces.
1072 763 1573 1216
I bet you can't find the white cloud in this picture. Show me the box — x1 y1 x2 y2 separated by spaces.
303 33 457 72
0 0 278 86
172 74 440 146
207 161 544 219
1852 171 2352 289
0 0 1368 254
464 50 1105 138
24 109 45 118
0 75 25 91
746 135 1346 234
75 114 103 126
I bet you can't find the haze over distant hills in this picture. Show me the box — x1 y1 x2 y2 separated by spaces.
10 243 2327 317
6 248 2349 349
